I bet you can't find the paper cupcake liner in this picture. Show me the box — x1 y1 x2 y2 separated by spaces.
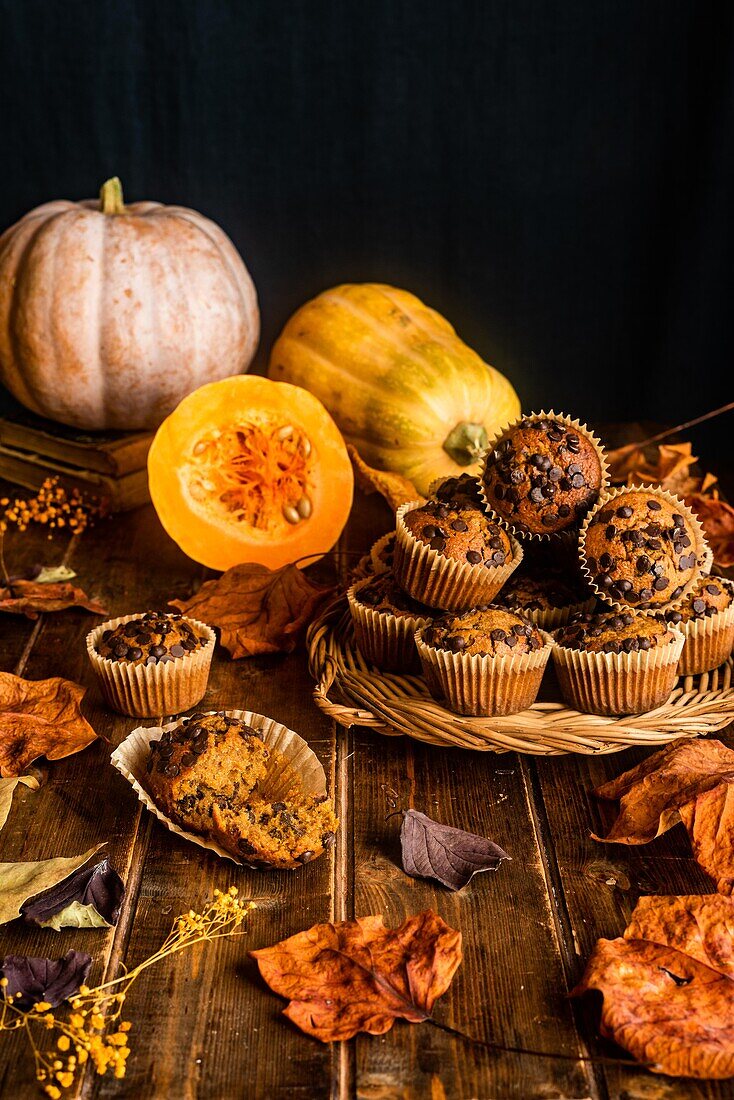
671 600 734 676
578 485 714 617
369 532 396 575
498 595 597 632
110 709 328 866
415 627 554 717
347 579 430 673
394 500 523 612
87 613 215 718
551 631 685 717
478 410 611 542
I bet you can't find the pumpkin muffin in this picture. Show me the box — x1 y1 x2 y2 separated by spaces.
580 487 710 613
146 713 270 835
348 572 431 672
431 472 486 509
87 611 215 717
394 498 521 611
664 577 734 675
415 606 552 716
494 562 595 629
480 413 607 537
211 794 338 869
552 608 684 716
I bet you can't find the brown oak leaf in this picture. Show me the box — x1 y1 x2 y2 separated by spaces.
0 673 98 777
0 580 108 620
685 493 734 569
573 894 734 1078
170 562 335 659
347 444 423 512
251 909 462 1041
592 739 734 894
607 440 718 500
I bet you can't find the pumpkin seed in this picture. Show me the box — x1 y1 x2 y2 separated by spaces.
276 425 294 441
301 437 312 458
296 495 312 519
282 505 301 524
193 440 207 456
189 482 206 501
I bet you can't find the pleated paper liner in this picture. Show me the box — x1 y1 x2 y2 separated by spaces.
551 631 685 717
369 532 396 575
672 600 734 676
394 499 523 611
87 613 216 718
347 578 430 673
578 485 714 617
496 594 596 632
110 709 328 866
415 626 554 717
477 410 611 542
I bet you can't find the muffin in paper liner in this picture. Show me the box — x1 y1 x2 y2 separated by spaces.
671 601 734 676
551 631 685 717
369 532 396 575
394 499 523 612
347 577 430 673
414 626 554 717
110 709 328 867
497 595 597 632
478 410 610 541
87 613 215 717
578 485 713 617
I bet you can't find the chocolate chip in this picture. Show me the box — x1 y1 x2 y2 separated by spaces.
180 752 197 767
653 577 669 591
617 506 634 519
422 524 438 539
647 500 662 510
466 550 482 564
446 635 466 652
639 588 653 601
548 466 563 482
542 513 557 527
490 628 507 641
150 644 167 657
451 519 468 532
492 551 506 565
706 584 720 595
297 850 315 864
429 536 446 552
636 555 651 574
605 524 617 539
127 647 143 660
136 633 152 645
163 763 180 777
169 644 185 657
112 644 129 659
692 598 706 614
557 503 571 518
322 831 337 849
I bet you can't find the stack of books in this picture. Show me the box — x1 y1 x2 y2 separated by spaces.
0 407 153 511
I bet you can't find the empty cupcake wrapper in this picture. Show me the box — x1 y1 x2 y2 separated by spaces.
110 709 328 866
87 613 216 718
551 631 685 717
415 627 554 717
672 602 734 676
347 580 429 672
394 500 523 612
478 410 610 542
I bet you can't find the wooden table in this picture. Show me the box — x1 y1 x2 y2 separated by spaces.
0 483 732 1100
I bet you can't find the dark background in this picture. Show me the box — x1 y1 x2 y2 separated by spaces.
0 0 732 460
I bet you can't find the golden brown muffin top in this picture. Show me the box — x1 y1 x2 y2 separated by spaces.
432 473 486 510
98 611 208 665
146 712 265 780
402 499 512 568
352 572 431 619
423 606 545 657
665 577 734 624
481 416 603 535
582 490 702 610
555 609 676 654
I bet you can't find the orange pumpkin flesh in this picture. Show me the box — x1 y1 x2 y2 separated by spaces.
148 376 354 571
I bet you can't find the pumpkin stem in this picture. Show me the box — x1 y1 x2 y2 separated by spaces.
443 422 489 467
99 176 126 215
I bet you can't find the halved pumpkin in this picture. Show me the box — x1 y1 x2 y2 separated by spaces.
148 376 353 571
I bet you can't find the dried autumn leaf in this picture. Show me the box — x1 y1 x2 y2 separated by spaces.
0 775 39 834
680 784 734 896
400 809 510 891
0 844 103 925
22 857 125 930
251 909 462 1041
573 894 734 1078
170 562 335 659
0 950 92 1008
0 672 98 777
686 493 734 569
347 444 423 512
0 579 108 620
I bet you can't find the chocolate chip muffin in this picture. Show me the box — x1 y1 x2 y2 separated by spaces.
97 611 208 666
431 472 486 509
664 577 734 676
146 713 270 835
394 498 520 611
348 572 432 672
211 794 339 869
415 607 552 716
494 563 594 628
552 607 685 716
581 489 709 612
481 414 606 536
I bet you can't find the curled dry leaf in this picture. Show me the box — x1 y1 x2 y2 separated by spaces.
251 909 462 1041
0 844 103 925
170 562 335 659
0 672 98 777
0 775 39 834
22 857 125 930
0 579 108 620
685 493 734 569
607 440 717 498
592 739 734 894
348 444 423 512
0 950 92 1008
400 809 510 891
573 894 734 1078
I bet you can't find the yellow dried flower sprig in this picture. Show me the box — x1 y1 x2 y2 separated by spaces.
0 476 103 536
0 887 254 1096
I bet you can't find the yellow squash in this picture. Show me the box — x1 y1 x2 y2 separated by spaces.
268 283 520 495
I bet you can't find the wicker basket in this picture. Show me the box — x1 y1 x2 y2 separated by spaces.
307 590 734 757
